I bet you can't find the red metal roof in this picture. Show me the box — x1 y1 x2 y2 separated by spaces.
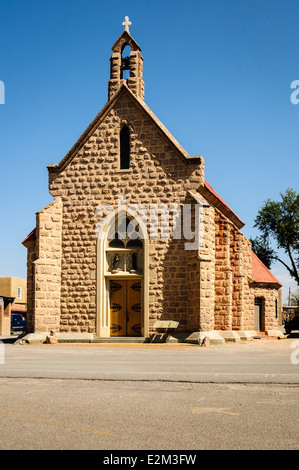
251 251 282 287
22 228 36 245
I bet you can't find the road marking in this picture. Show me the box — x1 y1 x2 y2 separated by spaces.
0 408 117 437
191 406 240 416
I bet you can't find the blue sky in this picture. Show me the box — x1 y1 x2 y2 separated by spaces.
0 0 298 302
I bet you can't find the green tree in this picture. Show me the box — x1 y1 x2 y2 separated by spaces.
251 188 299 286
249 236 275 269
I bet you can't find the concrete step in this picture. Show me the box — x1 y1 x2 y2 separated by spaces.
92 337 147 344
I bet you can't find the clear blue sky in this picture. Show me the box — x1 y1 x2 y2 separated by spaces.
0 0 298 302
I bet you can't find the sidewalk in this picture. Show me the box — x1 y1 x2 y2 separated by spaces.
1 333 296 350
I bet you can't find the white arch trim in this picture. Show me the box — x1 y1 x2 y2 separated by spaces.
96 207 149 338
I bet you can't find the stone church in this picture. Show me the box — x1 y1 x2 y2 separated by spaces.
22 19 282 344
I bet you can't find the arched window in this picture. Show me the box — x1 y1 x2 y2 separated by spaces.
106 216 144 274
120 126 130 169
126 239 143 249
121 45 131 80
109 233 125 248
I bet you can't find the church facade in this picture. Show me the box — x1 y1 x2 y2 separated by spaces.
22 22 282 343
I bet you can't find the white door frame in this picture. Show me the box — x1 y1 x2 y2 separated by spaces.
96 208 149 338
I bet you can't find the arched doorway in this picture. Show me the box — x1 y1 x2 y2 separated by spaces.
96 210 149 338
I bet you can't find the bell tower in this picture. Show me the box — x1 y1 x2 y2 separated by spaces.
108 17 145 101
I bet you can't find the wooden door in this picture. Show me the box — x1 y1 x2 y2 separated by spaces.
126 280 142 336
110 280 127 336
254 297 263 332
110 280 142 337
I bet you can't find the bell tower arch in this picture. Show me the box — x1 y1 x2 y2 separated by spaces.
108 17 144 101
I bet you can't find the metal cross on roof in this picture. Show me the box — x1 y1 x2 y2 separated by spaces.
122 16 132 33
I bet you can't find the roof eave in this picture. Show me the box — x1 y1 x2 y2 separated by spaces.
198 183 245 229
250 280 282 290
22 228 36 247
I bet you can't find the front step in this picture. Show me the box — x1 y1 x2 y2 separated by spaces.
92 337 147 344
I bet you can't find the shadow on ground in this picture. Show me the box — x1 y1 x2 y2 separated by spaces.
0 333 27 344
287 332 299 338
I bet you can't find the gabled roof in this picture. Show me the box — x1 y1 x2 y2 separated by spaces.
251 251 282 288
198 180 245 229
47 84 203 173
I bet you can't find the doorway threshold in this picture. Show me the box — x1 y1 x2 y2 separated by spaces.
92 337 147 344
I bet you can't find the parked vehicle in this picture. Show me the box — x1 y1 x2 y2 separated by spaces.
284 315 299 335
11 313 27 333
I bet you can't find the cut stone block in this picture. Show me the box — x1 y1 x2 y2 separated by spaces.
218 331 241 342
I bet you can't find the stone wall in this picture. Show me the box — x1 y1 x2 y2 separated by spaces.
186 195 215 332
214 213 233 330
250 286 280 331
25 240 37 332
242 238 256 329
230 228 243 330
32 198 62 332
212 207 276 332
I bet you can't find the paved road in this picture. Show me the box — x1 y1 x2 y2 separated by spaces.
0 377 298 450
0 338 299 384
0 338 298 450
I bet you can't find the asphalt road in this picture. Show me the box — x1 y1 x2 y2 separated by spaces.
0 338 298 450
0 337 299 384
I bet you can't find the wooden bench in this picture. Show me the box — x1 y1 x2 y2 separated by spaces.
150 320 179 343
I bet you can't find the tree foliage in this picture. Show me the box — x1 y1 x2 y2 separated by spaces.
252 188 299 286
249 236 275 269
